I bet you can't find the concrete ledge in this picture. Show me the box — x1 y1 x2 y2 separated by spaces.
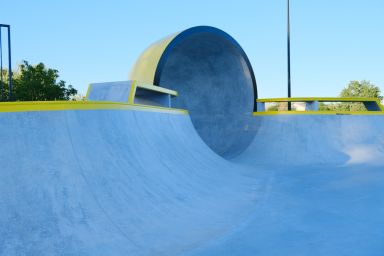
86 80 178 108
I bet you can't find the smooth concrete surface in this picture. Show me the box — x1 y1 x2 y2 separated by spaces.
87 81 133 102
236 115 384 166
133 87 171 108
187 163 384 256
197 114 384 256
130 26 257 158
87 81 172 108
0 109 261 256
1 110 384 255
156 27 256 158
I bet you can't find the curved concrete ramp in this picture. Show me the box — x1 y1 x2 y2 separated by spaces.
130 26 257 158
235 114 384 166
0 108 260 255
195 114 384 256
1 107 384 255
2 26 384 256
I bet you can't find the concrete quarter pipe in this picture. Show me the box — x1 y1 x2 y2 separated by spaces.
0 26 384 256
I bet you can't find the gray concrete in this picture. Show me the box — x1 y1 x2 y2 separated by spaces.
0 109 259 255
2 26 384 256
305 101 319 111
87 81 172 108
134 87 171 108
87 81 133 102
154 27 257 158
1 109 384 255
235 114 384 166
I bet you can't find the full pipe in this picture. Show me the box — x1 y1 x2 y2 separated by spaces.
0 26 384 256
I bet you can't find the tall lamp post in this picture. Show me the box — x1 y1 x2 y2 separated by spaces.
287 0 292 110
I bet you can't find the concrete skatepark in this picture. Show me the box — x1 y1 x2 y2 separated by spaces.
1 26 384 255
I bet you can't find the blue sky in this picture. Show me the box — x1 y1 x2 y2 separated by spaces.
2 0 383 98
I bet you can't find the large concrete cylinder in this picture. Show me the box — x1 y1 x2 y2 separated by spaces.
130 26 257 158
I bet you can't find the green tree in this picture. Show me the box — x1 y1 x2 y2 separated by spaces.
266 102 296 111
319 102 333 111
1 60 77 101
340 80 382 99
267 103 279 111
333 80 382 111
0 68 11 101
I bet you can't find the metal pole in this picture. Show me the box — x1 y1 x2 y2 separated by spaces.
0 28 3 101
7 25 12 101
287 0 292 110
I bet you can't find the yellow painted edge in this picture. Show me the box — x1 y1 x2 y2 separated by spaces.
128 80 137 104
257 97 380 103
135 81 178 96
0 101 188 115
85 84 92 99
253 111 384 116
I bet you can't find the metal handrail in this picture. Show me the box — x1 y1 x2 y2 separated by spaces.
256 97 384 112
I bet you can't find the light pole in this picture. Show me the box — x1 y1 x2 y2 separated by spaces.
287 0 292 110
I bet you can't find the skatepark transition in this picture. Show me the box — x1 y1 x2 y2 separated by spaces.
0 26 384 256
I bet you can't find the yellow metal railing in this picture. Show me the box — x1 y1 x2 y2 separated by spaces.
255 97 384 115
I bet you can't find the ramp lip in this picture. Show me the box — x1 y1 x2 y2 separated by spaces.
253 111 384 116
255 97 384 114
153 25 258 111
257 97 383 103
0 101 188 114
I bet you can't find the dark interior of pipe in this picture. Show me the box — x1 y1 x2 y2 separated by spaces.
154 26 258 158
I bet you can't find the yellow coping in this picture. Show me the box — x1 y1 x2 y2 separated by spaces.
256 97 384 114
253 111 384 116
257 97 382 102
85 84 92 99
257 97 382 103
128 80 137 104
0 101 188 115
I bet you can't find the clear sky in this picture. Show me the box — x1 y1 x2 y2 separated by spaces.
1 0 383 98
